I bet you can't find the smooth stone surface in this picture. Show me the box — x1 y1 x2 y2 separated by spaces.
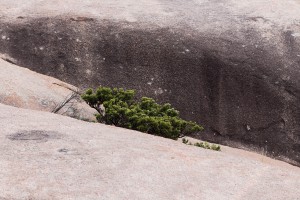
0 103 299 199
0 58 97 121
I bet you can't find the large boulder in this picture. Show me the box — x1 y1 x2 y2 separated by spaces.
0 57 97 121
0 0 299 165
0 103 299 199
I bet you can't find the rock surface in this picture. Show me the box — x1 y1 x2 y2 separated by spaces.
0 0 299 165
0 103 299 200
0 57 96 121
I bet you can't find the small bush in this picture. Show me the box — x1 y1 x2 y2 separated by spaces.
181 137 221 151
82 86 203 140
211 144 221 151
194 142 221 151
182 138 189 144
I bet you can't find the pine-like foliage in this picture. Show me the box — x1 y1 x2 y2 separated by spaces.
82 87 203 140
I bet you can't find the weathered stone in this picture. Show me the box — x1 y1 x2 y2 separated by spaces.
0 0 299 165
0 58 97 121
0 103 299 199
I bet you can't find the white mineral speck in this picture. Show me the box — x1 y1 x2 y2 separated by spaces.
155 88 164 95
291 32 300 37
86 69 92 75
246 125 251 131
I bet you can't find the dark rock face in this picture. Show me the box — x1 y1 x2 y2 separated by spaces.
0 15 299 165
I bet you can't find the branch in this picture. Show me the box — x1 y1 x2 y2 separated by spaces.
52 90 79 113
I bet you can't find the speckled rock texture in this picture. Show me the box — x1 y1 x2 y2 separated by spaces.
0 0 299 165
0 58 97 121
0 103 299 199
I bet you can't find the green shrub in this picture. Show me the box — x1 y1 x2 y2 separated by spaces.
211 144 221 151
194 142 221 151
182 138 189 144
82 86 203 140
181 137 221 151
